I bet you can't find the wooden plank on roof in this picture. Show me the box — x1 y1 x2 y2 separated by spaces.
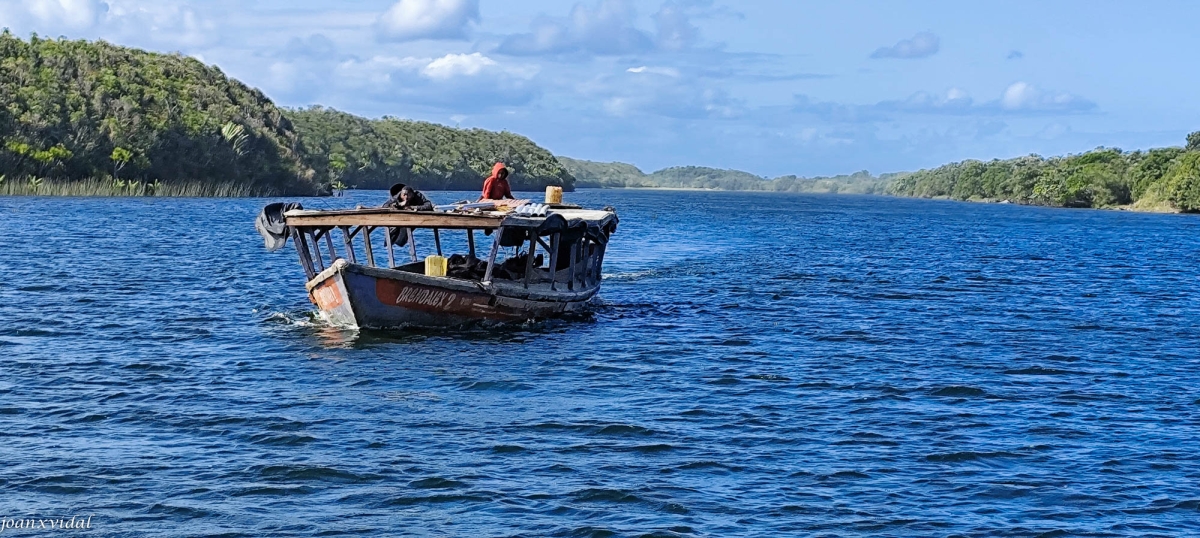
285 209 504 229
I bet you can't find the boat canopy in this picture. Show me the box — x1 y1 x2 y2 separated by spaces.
266 205 617 292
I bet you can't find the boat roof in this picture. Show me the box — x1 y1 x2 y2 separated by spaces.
283 207 617 230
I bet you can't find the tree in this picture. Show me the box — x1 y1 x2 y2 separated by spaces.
31 144 72 178
285 107 576 192
221 121 250 177
1187 131 1200 152
1164 152 1200 212
111 147 132 180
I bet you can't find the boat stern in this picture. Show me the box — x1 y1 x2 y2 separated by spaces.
306 260 358 328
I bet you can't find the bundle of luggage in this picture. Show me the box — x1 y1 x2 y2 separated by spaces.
446 253 545 281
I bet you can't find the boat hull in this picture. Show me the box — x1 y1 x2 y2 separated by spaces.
306 260 598 329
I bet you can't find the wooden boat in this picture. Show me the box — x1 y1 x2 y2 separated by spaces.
274 205 618 329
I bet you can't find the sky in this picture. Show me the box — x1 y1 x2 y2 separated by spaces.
1 0 1199 177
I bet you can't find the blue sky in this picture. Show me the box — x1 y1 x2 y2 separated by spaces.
2 0 1198 177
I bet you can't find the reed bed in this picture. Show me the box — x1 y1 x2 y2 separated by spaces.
0 178 261 197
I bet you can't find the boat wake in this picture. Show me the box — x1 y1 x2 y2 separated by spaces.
602 269 662 282
261 310 321 327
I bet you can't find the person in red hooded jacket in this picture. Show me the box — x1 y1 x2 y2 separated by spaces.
480 162 515 201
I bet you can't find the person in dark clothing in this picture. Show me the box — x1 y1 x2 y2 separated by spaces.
480 162 515 200
379 183 434 249
382 183 434 211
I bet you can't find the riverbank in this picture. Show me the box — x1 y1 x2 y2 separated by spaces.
591 185 1191 215
933 193 1185 214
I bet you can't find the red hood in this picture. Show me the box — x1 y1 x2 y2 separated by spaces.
490 162 507 178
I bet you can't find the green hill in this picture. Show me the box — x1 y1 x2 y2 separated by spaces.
888 132 1200 212
0 33 574 196
288 107 574 193
557 156 892 194
0 31 319 195
555 157 646 187
561 133 1200 213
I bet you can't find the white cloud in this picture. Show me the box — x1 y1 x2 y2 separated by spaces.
421 52 496 80
0 0 217 47
588 68 743 119
795 83 1094 123
653 1 697 51
26 0 106 29
376 0 478 42
880 87 974 113
870 31 940 59
1001 82 1037 109
1000 82 1093 112
497 0 653 56
305 53 525 89
107 1 217 47
627 65 680 77
332 55 425 88
304 52 539 113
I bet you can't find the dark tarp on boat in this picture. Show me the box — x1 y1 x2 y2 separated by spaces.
498 213 617 270
256 202 303 251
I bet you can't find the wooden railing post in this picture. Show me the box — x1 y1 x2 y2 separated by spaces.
548 232 560 291
324 229 338 262
524 231 537 289
566 239 576 291
309 230 326 271
293 229 316 280
384 227 396 268
482 228 502 284
340 226 357 264
363 227 376 267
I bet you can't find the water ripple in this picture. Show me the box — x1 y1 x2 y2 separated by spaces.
2 191 1200 536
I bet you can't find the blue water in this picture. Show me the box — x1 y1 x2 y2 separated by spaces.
2 190 1199 537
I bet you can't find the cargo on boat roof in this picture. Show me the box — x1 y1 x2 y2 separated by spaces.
256 198 619 329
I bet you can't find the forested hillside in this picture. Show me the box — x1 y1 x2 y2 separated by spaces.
0 31 320 195
888 132 1200 211
558 156 892 194
0 34 574 196
288 107 574 192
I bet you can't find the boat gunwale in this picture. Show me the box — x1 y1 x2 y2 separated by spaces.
306 259 601 303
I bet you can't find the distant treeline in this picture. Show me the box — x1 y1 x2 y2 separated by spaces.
289 107 573 193
556 157 893 194
0 33 574 196
888 132 1200 212
561 133 1200 213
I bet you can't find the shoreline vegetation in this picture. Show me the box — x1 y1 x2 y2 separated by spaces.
886 133 1200 213
0 177 256 197
0 33 572 197
560 130 1200 214
557 156 895 195
3 34 1199 213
